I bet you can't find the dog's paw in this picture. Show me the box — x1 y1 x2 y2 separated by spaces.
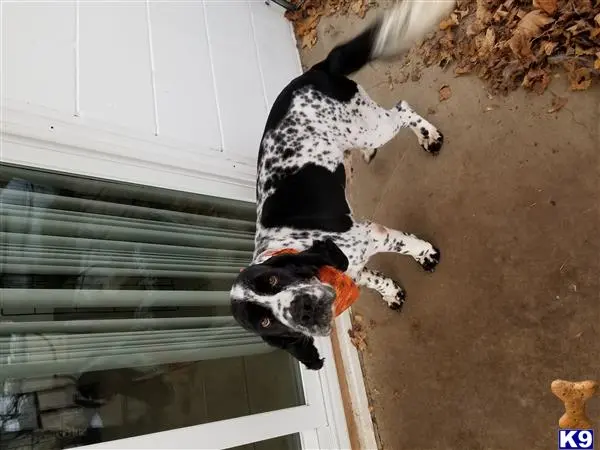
383 288 406 311
362 148 378 164
418 127 444 155
419 247 441 272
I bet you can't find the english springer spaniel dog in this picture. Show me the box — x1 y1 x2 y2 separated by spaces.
231 0 455 370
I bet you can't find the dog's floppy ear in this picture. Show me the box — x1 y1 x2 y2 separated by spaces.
262 334 324 370
306 239 349 271
265 238 348 272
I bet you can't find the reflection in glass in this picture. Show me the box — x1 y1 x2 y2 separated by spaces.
0 164 304 449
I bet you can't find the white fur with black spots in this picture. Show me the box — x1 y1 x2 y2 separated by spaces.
230 0 454 370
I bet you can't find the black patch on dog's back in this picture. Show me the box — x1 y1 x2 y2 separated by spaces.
260 22 379 139
262 69 358 139
260 163 351 232
261 19 379 134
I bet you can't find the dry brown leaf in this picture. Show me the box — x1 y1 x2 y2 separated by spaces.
575 45 596 56
439 85 452 101
440 17 457 30
522 68 551 94
533 0 558 15
295 14 320 37
348 323 367 351
548 96 568 113
542 40 559 55
477 28 496 57
350 0 367 18
569 67 592 90
566 22 581 34
467 21 485 36
591 28 600 39
455 64 473 75
509 10 554 59
348 331 367 351
493 8 509 22
476 0 493 24
516 10 555 35
573 0 593 13
301 28 318 49
493 1 513 22
456 7 470 19
595 13 600 26
325 1 337 15
509 30 534 59
506 6 521 25
349 313 367 351
595 56 600 71
440 12 460 30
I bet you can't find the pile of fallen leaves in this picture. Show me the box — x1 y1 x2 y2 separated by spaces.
285 0 377 48
421 0 600 93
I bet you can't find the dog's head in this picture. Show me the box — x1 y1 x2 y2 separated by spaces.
230 239 348 370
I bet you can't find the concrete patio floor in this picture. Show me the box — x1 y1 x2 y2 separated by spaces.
300 10 600 450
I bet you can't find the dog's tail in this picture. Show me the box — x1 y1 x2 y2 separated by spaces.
312 0 455 76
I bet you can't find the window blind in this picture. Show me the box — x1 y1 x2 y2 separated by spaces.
0 164 267 382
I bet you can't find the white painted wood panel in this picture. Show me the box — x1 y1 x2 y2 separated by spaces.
78 2 156 135
249 2 303 107
149 2 222 152
1 2 76 114
1 0 303 199
204 1 268 161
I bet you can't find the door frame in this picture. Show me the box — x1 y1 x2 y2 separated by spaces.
76 337 349 449
2 99 257 203
1 133 351 450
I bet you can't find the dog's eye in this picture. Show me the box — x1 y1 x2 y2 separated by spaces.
268 275 278 287
260 317 271 328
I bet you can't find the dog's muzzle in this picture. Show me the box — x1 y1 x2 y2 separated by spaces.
289 285 336 336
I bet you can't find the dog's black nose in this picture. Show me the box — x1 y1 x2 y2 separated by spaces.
290 292 333 326
293 295 318 324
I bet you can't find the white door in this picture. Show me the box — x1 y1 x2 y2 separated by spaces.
0 1 350 449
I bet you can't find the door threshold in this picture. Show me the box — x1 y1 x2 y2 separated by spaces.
331 311 378 450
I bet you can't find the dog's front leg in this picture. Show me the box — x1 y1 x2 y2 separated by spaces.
366 222 440 272
356 268 406 310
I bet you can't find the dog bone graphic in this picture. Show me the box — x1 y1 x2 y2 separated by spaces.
551 379 598 429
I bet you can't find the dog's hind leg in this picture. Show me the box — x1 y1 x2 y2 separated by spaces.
394 100 444 155
342 86 444 161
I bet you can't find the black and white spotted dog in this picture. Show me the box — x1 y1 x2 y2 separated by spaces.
231 1 455 370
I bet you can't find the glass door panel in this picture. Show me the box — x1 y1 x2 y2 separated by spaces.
0 164 305 449
230 433 301 450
